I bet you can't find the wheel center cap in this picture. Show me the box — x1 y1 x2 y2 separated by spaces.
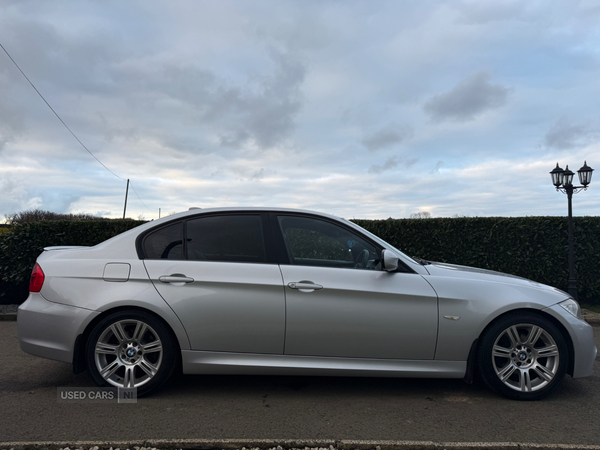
121 343 141 364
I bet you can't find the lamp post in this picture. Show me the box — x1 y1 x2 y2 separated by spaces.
549 161 594 300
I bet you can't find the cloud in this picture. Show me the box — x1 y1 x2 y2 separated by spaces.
361 124 413 151
452 0 525 24
430 161 444 174
368 156 400 174
424 72 512 122
0 175 28 215
405 158 418 168
0 76 26 145
368 156 419 174
249 168 267 181
1 1 600 220
0 135 12 153
543 118 600 149
109 48 305 151
0 174 81 215
37 192 82 213
2 16 124 93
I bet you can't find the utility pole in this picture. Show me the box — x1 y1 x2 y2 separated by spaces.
122 179 130 219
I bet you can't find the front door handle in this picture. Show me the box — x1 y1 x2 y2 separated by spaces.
159 274 195 285
288 281 323 292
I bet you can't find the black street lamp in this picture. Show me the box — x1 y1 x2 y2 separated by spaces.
550 161 594 300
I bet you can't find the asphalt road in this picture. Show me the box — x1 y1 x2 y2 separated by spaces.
1 321 599 445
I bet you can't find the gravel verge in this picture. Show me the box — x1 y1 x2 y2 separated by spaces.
0 304 18 321
0 304 18 314
582 309 600 325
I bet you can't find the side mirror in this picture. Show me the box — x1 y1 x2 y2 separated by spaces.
381 249 399 272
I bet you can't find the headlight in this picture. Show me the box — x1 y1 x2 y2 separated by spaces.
559 298 582 319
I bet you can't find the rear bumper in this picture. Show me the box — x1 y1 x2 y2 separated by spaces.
18 293 99 364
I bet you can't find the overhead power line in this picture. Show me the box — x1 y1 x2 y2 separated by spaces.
1 42 152 211
0 43 125 181
129 182 152 211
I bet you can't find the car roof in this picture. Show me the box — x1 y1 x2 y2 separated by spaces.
153 206 345 224
99 206 345 246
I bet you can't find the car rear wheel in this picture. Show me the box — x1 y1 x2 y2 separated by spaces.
477 312 568 400
86 310 178 396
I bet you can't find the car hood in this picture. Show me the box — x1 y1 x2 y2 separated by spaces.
424 261 567 296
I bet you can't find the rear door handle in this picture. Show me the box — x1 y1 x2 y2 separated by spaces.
288 281 323 291
159 274 195 284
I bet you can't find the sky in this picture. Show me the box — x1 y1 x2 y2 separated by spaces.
1 0 600 221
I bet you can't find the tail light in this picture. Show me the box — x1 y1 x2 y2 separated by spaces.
29 263 45 292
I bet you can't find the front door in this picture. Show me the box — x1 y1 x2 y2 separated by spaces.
273 214 439 360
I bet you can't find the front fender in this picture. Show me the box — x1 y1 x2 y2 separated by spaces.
426 276 568 361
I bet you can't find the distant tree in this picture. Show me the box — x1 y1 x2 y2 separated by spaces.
4 209 107 224
410 211 431 219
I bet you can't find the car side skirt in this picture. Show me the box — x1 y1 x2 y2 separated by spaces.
181 350 466 378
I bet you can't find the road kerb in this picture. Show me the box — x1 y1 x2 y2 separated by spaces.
1 440 600 450
0 313 17 321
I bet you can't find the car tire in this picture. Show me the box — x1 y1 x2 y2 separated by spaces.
86 310 178 396
477 312 568 400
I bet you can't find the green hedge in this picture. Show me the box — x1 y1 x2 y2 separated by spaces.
353 216 600 305
0 220 145 304
1 216 599 305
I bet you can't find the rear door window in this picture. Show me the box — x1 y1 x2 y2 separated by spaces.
186 215 267 263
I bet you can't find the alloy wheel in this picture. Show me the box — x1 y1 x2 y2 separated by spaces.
491 323 560 393
94 319 163 389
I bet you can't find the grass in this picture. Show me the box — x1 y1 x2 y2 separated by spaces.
581 304 600 313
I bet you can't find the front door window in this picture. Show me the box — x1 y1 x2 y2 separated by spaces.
277 215 380 270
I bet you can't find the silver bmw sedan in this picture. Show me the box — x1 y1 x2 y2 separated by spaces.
18 207 597 400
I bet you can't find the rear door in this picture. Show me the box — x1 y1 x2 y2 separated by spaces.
142 213 285 354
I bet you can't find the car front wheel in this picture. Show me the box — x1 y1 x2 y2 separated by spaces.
477 312 568 400
86 310 178 396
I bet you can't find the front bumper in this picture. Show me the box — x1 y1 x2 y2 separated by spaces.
543 303 597 378
18 293 100 364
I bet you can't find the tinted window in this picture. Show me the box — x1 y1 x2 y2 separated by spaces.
277 216 380 269
143 222 183 260
187 215 266 263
